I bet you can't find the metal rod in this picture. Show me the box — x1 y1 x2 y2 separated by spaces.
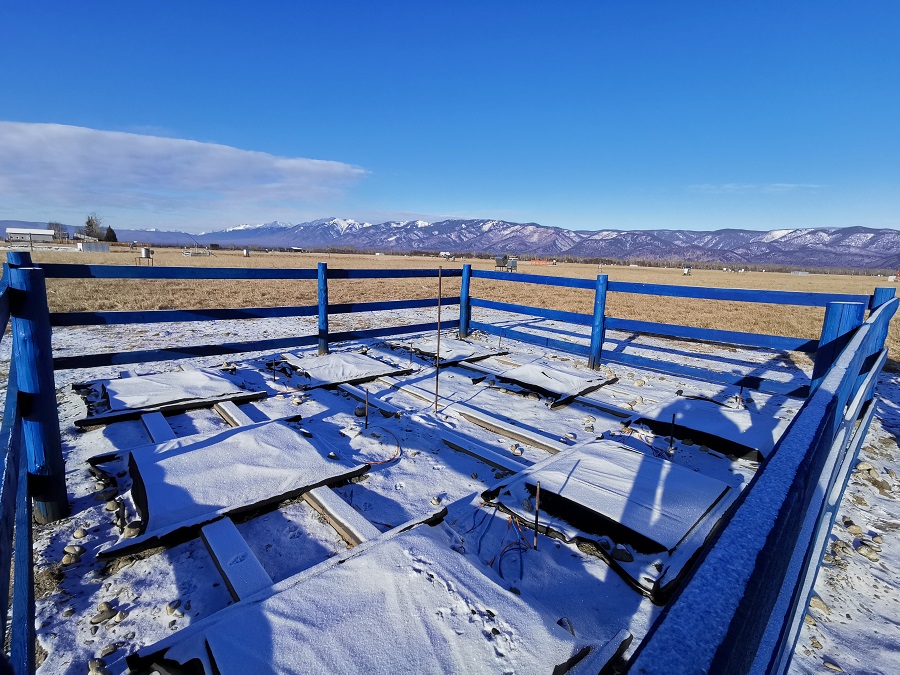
669 413 676 453
435 266 442 413
365 388 369 430
533 481 541 550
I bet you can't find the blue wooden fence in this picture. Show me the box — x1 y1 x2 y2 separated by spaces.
0 254 895 673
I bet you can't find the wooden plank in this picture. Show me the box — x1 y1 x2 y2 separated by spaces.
453 405 568 455
10 453 35 673
200 518 273 601
0 359 21 653
336 384 402 417
440 430 528 473
606 317 819 353
214 401 256 428
459 264 472 338
51 304 319 327
74 390 267 428
608 281 869 307
318 262 328 355
328 268 462 279
472 269 596 289
179 363 197 371
329 296 460 316
119 369 139 379
40 263 319 280
588 274 608 369
302 486 381 546
54 334 319 370
470 298 592 325
469 322 592 356
329 320 460 346
141 412 177 443
810 302 866 393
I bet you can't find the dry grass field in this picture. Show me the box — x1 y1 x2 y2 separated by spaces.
24 245 900 367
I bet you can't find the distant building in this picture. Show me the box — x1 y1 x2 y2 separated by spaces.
6 227 54 243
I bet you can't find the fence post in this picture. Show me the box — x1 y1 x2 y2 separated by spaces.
458 264 472 338
317 262 329 355
588 274 608 370
870 287 896 353
8 260 69 523
810 301 866 395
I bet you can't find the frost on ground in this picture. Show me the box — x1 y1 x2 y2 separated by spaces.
4 308 896 674
790 373 900 675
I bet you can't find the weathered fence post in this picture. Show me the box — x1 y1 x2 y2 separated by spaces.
317 262 329 355
588 274 608 370
870 287 896 353
810 301 866 394
458 264 472 339
7 253 69 523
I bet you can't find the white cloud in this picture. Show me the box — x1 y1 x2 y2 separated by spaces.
689 183 822 194
0 121 367 222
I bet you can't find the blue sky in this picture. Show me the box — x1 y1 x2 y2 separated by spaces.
2 2 898 233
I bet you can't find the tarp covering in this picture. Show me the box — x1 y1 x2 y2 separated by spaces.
494 440 730 552
283 352 406 388
104 421 366 554
496 363 611 400
406 336 505 364
153 524 596 674
635 397 793 458
103 369 244 411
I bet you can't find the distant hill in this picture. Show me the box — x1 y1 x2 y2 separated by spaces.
4 217 899 269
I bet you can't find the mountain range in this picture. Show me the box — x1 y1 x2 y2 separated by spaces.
4 217 899 270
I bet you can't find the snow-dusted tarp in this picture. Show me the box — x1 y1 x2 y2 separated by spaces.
102 421 367 556
404 336 506 364
102 368 245 411
635 397 793 458
282 351 409 388
137 523 601 674
493 363 612 400
493 440 731 553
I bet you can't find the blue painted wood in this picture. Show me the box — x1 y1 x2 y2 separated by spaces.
53 334 320 370
606 317 819 352
328 268 462 279
6 252 33 268
0 358 21 654
318 262 329 355
0 283 10 338
38 263 319 280
470 321 592 357
329 320 460 345
470 298 592 325
459 264 472 338
608 281 869 307
10 449 34 675
870 286 895 310
50 304 320 326
8 266 68 523
472 269 596 289
810 301 866 394
588 274 608 369
329 297 459 316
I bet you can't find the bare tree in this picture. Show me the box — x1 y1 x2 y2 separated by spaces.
48 221 68 240
84 213 102 240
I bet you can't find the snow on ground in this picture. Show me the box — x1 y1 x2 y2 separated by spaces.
3 307 896 673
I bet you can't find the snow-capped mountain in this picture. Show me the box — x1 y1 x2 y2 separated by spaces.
5 217 899 269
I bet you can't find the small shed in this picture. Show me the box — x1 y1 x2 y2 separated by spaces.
6 228 54 243
77 242 110 253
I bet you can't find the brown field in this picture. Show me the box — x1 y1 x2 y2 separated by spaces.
26 246 900 367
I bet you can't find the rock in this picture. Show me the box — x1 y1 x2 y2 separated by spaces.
868 468 880 480
856 461 875 473
698 445 708 453
809 596 830 614
856 545 879 562
98 601 112 612
354 405 366 417
846 523 863 537
682 439 694 446
90 625 99 636
74 528 87 539
873 535 883 544
64 545 86 556
610 544 633 562
634 379 645 387
564 432 576 441
169 619 177 630
510 444 523 456
804 613 817 626
103 501 118 512
93 481 107 492
99 643 118 658
62 607 75 618
166 599 181 615
125 632 135 640
327 451 338 460
888 469 897 481
124 522 141 538
823 661 844 672
88 658 105 670
184 600 191 611
62 553 80 566
430 496 441 506
90 608 116 625
113 610 128 623
811 637 823 650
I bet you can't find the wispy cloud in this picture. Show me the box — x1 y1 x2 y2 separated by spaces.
689 182 822 194
0 121 367 222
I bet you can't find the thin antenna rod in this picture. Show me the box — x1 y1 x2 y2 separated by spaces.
533 481 541 550
435 266 442 413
